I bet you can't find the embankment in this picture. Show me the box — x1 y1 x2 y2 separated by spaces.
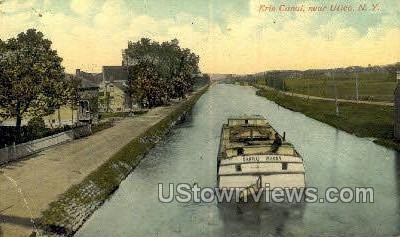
254 85 400 151
38 85 209 236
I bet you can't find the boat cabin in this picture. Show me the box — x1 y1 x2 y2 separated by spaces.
217 116 306 190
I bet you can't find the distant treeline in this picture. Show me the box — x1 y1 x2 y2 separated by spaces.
253 62 400 81
232 62 400 91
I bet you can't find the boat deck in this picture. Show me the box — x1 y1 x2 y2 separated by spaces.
217 116 306 189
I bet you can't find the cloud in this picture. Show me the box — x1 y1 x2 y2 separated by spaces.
94 0 130 29
0 0 399 74
0 0 37 14
70 0 95 15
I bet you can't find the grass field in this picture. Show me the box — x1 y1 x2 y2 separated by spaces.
283 72 397 102
255 87 400 151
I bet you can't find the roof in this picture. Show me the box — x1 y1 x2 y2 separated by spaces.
103 66 128 82
93 73 103 83
110 80 128 91
220 120 297 158
79 78 100 89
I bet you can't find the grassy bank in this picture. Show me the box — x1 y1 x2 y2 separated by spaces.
39 85 209 236
282 72 396 102
254 86 400 151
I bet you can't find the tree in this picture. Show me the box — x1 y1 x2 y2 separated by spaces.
127 62 168 108
64 75 81 124
124 38 161 66
0 29 65 137
124 38 200 107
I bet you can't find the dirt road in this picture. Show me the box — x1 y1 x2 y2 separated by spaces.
0 98 192 237
257 85 394 106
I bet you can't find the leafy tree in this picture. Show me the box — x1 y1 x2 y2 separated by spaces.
127 62 168 108
0 29 65 136
124 38 161 66
124 38 200 107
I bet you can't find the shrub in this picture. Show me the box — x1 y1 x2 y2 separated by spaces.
91 121 114 134
27 117 46 128
27 117 47 138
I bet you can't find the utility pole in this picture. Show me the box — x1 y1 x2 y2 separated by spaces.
355 72 359 102
332 71 339 116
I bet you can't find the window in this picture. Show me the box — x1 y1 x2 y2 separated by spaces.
282 163 288 170
235 164 242 172
237 148 244 155
245 119 249 124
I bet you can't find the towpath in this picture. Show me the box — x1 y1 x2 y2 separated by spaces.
0 91 200 237
256 85 393 106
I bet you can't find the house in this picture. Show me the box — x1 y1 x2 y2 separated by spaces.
98 66 135 112
102 66 128 82
99 80 131 112
75 66 136 113
394 71 400 139
75 70 101 122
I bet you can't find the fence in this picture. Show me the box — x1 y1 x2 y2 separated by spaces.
0 125 92 165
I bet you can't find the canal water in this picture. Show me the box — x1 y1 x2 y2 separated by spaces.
76 84 400 237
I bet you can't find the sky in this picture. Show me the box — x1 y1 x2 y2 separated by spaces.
0 0 399 74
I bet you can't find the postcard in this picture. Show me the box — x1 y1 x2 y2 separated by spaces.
0 1 399 237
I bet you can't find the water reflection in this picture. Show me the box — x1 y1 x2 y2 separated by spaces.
218 201 305 237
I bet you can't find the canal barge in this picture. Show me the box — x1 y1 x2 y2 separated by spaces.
217 115 305 196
